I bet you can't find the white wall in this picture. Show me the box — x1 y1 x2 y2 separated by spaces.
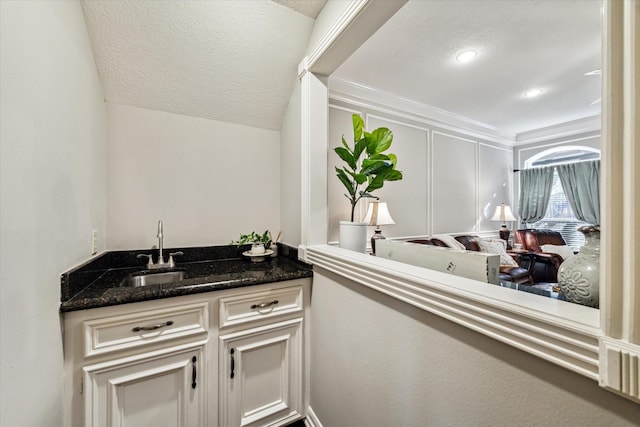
328 102 514 243
310 270 640 426
279 80 302 246
106 104 280 249
0 1 107 425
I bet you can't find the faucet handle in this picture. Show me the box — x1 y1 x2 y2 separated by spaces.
137 253 154 269
168 251 184 268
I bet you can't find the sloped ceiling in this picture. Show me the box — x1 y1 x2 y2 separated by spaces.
82 0 601 137
332 0 602 137
81 0 318 130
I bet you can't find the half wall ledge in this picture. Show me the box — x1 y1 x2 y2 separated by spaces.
306 244 600 380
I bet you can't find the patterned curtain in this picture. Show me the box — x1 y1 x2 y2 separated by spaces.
556 160 600 225
518 166 555 225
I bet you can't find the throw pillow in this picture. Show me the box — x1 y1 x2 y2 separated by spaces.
432 234 466 251
476 238 519 267
541 244 575 260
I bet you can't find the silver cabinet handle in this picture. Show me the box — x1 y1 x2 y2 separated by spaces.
131 320 174 332
251 300 279 310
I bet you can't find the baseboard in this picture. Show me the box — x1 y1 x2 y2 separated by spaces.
304 406 323 427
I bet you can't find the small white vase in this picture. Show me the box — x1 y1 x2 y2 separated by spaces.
557 225 600 308
339 221 368 253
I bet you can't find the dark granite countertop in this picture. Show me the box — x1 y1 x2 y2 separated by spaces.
60 244 313 312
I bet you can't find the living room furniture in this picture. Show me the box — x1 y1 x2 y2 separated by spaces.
513 229 571 283
378 239 501 284
407 235 533 284
490 203 517 248
363 201 395 255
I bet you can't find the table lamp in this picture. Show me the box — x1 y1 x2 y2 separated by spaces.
491 203 517 247
363 201 395 255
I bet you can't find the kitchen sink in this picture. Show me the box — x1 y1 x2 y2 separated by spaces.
120 270 186 287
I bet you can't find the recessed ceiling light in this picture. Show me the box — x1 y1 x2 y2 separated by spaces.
456 49 478 63
524 88 544 98
584 69 602 76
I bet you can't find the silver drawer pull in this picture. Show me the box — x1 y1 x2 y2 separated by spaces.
132 320 174 332
251 300 279 310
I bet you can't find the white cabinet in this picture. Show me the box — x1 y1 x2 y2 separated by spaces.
63 279 310 427
83 345 205 427
64 298 210 427
219 319 303 427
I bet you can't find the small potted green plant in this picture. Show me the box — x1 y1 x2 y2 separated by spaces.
334 114 403 252
231 230 272 254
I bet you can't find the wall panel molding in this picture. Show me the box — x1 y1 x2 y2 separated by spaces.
431 131 479 234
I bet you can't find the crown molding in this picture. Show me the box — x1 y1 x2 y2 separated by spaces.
329 78 517 146
515 115 601 145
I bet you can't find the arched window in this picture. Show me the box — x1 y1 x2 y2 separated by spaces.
523 146 600 250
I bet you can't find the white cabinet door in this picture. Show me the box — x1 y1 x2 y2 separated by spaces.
219 318 302 427
84 346 205 427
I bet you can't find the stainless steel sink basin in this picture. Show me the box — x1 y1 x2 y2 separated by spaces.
120 270 186 287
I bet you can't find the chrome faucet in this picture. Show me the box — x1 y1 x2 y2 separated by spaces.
137 220 183 269
157 220 165 265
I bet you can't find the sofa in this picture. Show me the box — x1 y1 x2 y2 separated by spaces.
408 235 533 284
513 229 574 283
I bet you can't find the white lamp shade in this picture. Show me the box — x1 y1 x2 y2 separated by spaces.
490 203 516 223
363 202 395 226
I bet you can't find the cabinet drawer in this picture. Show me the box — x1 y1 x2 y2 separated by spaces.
219 285 303 328
83 301 208 357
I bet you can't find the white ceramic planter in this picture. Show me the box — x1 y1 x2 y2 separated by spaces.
339 221 368 253
250 243 265 254
557 225 600 308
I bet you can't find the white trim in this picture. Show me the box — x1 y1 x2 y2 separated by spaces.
366 112 431 133
298 0 370 77
299 73 329 261
599 337 640 403
329 78 516 145
515 115 601 144
308 245 601 379
474 138 480 233
304 405 323 427
516 135 602 169
427 129 433 235
478 141 512 154
523 145 601 169
596 0 640 403
327 103 361 115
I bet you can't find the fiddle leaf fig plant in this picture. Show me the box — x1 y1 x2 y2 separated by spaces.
335 114 403 222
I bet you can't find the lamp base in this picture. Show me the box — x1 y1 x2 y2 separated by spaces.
371 228 386 255
499 225 511 249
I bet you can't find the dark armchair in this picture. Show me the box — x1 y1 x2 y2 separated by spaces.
514 229 569 282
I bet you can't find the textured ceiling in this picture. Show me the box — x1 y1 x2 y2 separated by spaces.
81 0 315 130
332 0 602 136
